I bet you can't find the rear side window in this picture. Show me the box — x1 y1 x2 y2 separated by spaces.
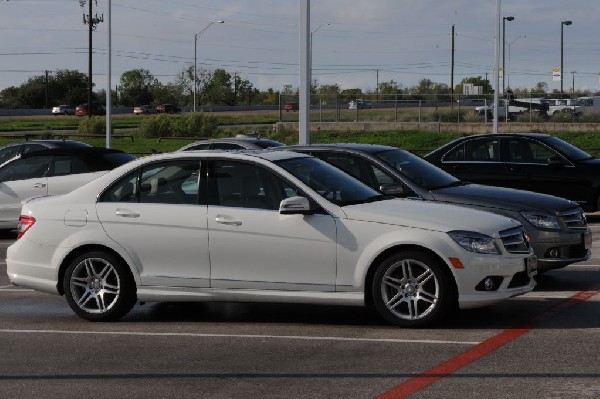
0 155 52 181
100 160 201 205
50 156 90 176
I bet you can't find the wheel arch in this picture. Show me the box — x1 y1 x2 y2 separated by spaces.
57 244 135 296
363 244 458 308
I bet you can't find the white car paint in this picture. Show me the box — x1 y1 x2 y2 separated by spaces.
7 151 536 325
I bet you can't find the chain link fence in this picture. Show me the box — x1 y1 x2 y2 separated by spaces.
278 93 593 124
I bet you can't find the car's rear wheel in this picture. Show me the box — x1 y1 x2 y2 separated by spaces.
63 251 136 322
372 251 456 327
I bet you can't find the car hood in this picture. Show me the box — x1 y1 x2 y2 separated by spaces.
341 198 519 236
430 183 579 213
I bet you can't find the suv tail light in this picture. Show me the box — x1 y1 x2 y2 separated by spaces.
16 215 36 240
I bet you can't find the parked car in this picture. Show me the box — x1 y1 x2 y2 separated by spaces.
133 105 157 115
7 150 535 326
348 99 372 110
156 104 181 114
51 105 76 116
178 137 284 151
0 140 91 167
278 144 590 273
0 147 135 230
75 102 106 116
284 102 299 112
425 133 600 212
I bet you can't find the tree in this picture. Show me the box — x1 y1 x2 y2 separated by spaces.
202 69 234 105
118 69 157 106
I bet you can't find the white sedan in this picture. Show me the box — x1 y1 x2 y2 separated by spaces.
0 147 135 230
7 151 536 327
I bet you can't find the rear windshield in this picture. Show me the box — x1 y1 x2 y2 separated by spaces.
254 140 285 149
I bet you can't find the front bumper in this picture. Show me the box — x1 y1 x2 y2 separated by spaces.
530 229 591 271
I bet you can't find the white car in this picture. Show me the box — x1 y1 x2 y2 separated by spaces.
7 151 536 327
51 105 76 116
0 148 135 230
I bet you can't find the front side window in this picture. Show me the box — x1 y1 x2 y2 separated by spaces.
506 139 557 164
0 155 52 182
211 160 299 210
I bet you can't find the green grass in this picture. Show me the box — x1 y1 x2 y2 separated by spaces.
3 112 600 156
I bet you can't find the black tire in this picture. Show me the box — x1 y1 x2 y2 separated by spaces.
372 250 456 327
63 251 137 322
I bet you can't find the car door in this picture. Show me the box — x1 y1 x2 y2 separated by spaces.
96 159 211 288
439 136 507 186
0 155 51 227
503 137 586 201
206 159 338 291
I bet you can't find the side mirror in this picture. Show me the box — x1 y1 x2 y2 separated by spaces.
279 196 314 215
379 183 406 196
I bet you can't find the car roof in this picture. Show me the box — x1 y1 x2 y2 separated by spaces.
0 140 91 150
154 149 309 163
18 147 127 158
280 143 397 154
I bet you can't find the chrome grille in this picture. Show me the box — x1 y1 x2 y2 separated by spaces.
499 226 530 254
560 209 587 230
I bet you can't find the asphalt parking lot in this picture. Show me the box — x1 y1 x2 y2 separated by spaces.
1 219 599 399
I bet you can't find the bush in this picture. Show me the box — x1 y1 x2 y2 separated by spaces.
137 114 176 138
180 112 218 137
136 112 219 138
78 116 107 135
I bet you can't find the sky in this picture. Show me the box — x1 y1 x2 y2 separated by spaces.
1 0 600 95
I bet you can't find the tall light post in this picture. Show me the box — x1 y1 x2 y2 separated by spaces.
310 23 330 93
194 20 224 112
506 34 525 90
560 20 572 96
502 16 514 95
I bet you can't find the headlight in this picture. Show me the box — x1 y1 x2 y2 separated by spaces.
448 230 500 255
520 211 560 230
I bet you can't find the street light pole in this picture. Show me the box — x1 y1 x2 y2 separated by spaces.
193 20 224 112
502 16 514 95
561 20 572 96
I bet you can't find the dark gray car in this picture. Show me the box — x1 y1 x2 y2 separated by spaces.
276 143 591 273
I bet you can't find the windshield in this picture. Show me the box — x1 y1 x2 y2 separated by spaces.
542 136 593 161
571 98 591 106
372 149 460 190
276 156 385 206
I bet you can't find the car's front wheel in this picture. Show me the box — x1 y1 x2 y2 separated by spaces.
372 251 456 327
63 251 137 322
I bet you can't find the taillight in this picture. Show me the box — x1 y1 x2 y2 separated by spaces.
16 215 36 240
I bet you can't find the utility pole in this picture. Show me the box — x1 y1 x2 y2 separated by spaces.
45 70 49 109
451 24 455 105
82 1 103 117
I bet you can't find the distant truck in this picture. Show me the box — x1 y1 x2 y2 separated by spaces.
570 96 600 115
348 99 372 110
474 97 551 120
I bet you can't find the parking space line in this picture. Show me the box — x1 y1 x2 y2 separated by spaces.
376 290 600 399
0 329 480 346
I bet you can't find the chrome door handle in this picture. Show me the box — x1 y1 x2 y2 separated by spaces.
33 183 46 188
215 215 242 226
115 209 140 218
